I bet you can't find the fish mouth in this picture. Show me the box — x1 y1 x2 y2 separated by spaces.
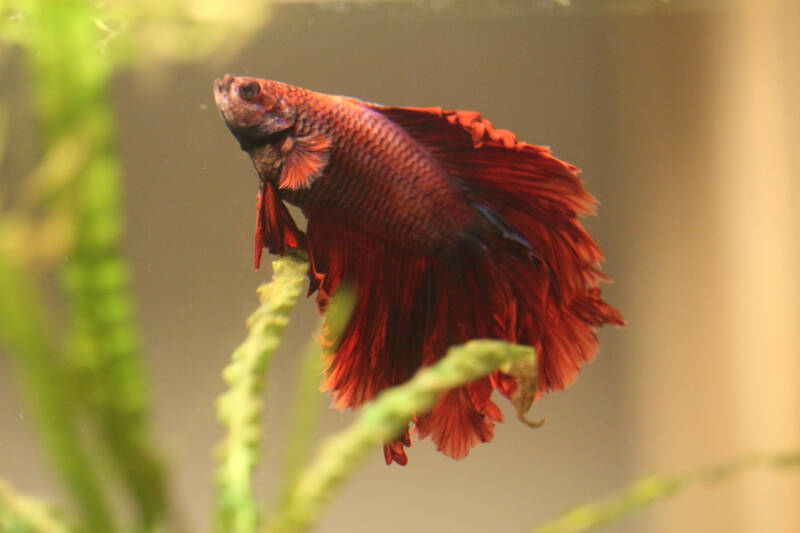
213 74 236 109
214 73 235 95
213 74 237 119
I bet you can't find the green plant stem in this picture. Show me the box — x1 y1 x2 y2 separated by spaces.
0 253 115 533
264 340 537 533
274 336 324 512
273 288 355 514
215 254 309 533
0 479 73 533
530 451 800 533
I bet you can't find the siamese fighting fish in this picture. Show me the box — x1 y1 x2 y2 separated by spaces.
213 74 624 465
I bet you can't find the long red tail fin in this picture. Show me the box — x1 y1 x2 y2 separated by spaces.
305 209 524 464
369 104 624 391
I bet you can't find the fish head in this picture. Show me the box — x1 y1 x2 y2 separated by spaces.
214 74 296 149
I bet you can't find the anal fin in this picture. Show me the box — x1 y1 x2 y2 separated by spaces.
255 180 305 269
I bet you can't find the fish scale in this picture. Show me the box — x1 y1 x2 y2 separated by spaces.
280 92 471 253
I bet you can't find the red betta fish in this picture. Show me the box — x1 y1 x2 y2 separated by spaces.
213 74 624 465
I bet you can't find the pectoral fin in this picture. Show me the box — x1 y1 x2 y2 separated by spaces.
278 133 331 190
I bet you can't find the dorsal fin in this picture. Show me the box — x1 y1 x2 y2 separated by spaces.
368 105 520 150
366 104 595 217
365 104 599 261
278 133 331 190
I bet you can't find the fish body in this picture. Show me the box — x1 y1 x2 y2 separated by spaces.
219 77 475 253
283 100 475 253
214 74 624 465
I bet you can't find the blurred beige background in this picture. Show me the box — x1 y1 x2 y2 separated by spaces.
1 1 799 532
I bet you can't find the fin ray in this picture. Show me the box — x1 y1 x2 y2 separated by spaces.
278 133 331 190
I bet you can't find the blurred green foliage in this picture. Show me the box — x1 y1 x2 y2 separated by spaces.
0 0 269 531
0 250 108 532
0 479 72 533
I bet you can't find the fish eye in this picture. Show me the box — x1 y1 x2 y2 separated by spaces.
238 81 261 101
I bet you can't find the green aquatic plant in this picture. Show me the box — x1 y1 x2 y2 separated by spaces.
0 479 72 533
531 451 800 533
0 0 269 531
0 253 111 532
264 339 540 533
215 254 308 533
273 332 326 514
0 2 798 533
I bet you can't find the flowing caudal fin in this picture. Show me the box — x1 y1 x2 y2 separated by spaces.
305 206 529 464
306 209 431 405
305 209 435 464
254 180 306 269
368 103 624 394
415 377 504 460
